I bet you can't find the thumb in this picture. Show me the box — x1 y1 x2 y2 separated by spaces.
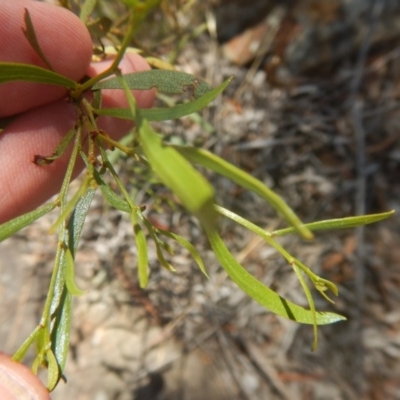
0 353 50 400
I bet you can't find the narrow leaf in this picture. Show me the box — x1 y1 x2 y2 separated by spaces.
46 349 60 391
93 70 213 98
34 127 76 165
0 202 56 242
80 0 97 22
31 354 42 375
92 88 102 109
272 210 396 237
23 9 54 70
139 217 176 272
216 204 339 302
67 187 96 256
139 120 217 230
50 288 71 388
49 189 95 386
155 245 176 272
50 238 68 316
292 265 318 350
132 211 149 288
176 146 312 239
92 169 131 213
206 228 345 325
293 259 338 301
34 328 48 361
0 63 77 88
50 176 91 234
65 248 86 295
159 230 209 278
95 78 231 121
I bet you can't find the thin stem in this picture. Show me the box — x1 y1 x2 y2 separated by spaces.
71 12 137 98
96 132 137 156
50 175 92 234
98 144 136 210
40 232 67 328
58 125 82 206
214 204 333 290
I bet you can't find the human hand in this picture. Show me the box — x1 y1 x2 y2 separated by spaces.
0 352 50 400
0 0 155 224
0 1 154 396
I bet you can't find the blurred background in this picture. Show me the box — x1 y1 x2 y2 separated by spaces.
1 0 400 399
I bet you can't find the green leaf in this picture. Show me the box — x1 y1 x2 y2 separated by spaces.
50 187 88 317
50 176 92 234
0 63 78 88
175 146 313 239
31 352 43 375
132 210 149 288
64 187 95 295
46 349 60 391
80 0 97 22
93 69 213 98
292 265 318 350
155 244 176 272
95 78 231 121
159 230 209 278
0 202 56 242
67 187 96 256
49 239 68 317
215 204 339 303
65 248 86 296
206 228 345 325
23 9 54 71
92 87 102 109
139 216 176 272
92 169 131 213
49 189 95 387
139 120 217 230
272 210 396 236
34 127 76 165
50 288 71 389
35 326 49 365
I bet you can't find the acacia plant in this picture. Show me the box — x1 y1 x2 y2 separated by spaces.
0 0 394 391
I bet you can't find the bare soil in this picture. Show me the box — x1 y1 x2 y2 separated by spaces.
1 1 400 399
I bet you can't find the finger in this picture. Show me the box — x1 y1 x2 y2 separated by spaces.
88 52 155 135
0 55 155 224
0 0 92 117
0 353 50 400
0 100 77 223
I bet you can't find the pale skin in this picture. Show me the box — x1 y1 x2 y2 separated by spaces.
0 0 155 224
0 0 154 398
